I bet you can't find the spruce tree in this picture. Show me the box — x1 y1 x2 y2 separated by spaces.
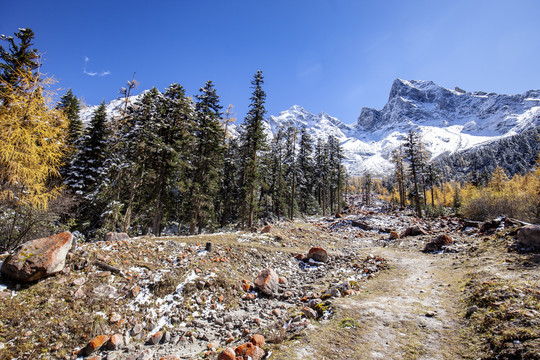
57 89 82 155
151 84 194 235
314 137 330 215
327 135 344 214
269 128 287 220
114 88 162 233
188 80 224 234
284 126 298 219
239 70 267 228
218 137 241 226
404 130 425 218
297 128 315 215
0 28 39 103
66 101 110 198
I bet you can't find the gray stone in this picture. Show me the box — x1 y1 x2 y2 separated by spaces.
104 232 130 242
131 323 143 336
329 288 341 298
517 225 540 250
301 306 318 319
466 305 479 317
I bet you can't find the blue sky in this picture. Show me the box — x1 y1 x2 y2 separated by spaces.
2 0 540 124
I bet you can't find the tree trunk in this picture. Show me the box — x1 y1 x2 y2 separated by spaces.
411 164 422 218
289 174 295 220
152 167 166 236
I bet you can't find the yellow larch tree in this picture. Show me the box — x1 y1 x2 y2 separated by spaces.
0 69 68 209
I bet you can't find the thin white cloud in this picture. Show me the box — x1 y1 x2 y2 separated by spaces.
297 63 322 79
83 56 111 77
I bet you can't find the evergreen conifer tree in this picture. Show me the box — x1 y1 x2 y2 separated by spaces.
189 80 224 234
0 28 39 103
284 126 298 219
66 101 110 198
150 84 194 235
297 128 315 215
269 128 287 220
239 70 267 228
56 89 82 157
404 130 425 218
314 137 330 215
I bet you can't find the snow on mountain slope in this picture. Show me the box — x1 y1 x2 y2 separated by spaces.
268 80 539 176
80 79 540 176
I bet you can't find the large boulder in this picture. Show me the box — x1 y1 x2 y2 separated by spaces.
401 226 428 237
235 342 265 360
254 268 279 296
423 234 453 252
0 232 73 282
306 247 328 263
517 225 540 250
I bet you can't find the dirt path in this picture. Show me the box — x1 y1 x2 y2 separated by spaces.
277 247 470 360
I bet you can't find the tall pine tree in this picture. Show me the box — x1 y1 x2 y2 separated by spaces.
0 28 39 104
404 129 425 218
239 70 267 228
297 128 315 215
57 89 82 157
189 80 224 234
66 101 110 198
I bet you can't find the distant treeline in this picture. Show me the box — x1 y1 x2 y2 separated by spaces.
435 126 540 184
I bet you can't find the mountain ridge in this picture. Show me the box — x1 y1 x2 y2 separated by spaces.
80 79 540 176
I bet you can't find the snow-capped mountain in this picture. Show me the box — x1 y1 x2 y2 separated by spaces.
268 79 540 175
80 79 540 176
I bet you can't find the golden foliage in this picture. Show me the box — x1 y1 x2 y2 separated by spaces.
460 166 539 222
0 70 67 209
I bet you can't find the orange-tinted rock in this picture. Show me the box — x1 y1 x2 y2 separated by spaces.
131 285 140 297
389 231 399 239
306 247 328 263
261 225 272 234
106 333 124 350
244 344 265 360
435 234 453 245
301 306 318 319
235 342 253 356
424 234 453 252
253 268 279 296
243 293 256 300
401 226 428 237
250 334 265 347
80 335 109 356
149 331 163 345
216 347 236 360
0 232 73 282
242 283 251 292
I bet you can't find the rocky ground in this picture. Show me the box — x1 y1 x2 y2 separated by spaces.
0 201 538 360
